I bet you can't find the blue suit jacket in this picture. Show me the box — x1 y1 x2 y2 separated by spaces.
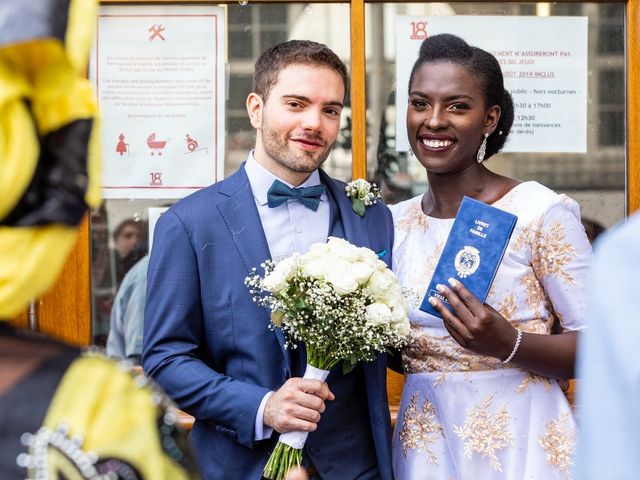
143 165 394 479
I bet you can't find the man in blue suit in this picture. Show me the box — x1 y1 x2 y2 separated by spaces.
143 40 394 480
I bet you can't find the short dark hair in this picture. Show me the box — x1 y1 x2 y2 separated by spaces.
409 34 514 161
252 40 348 102
113 218 143 241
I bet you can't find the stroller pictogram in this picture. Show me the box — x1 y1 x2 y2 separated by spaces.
147 133 169 155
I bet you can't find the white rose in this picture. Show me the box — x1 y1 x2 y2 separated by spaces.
327 237 360 262
390 302 408 323
276 255 298 278
263 255 297 292
302 257 326 279
263 269 288 293
378 283 404 305
365 270 394 298
326 270 358 295
359 248 385 269
308 242 330 256
350 261 374 285
365 303 393 326
395 319 411 338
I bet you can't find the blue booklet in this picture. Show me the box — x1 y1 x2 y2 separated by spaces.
420 196 518 318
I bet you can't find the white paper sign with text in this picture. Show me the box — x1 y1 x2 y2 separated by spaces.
395 16 588 153
90 4 226 198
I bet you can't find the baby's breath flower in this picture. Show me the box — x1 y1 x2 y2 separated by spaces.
244 237 410 373
345 179 382 217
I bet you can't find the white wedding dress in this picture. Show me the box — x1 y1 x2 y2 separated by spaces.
389 182 592 480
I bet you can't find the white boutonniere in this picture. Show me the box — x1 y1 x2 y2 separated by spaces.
345 179 382 217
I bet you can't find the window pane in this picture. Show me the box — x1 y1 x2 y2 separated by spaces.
365 3 625 232
599 110 625 147
90 3 352 347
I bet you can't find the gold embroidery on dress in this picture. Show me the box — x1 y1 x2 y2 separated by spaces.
497 293 518 321
403 321 551 374
520 270 545 317
515 373 553 394
403 331 502 374
531 220 578 285
395 200 429 232
399 392 444 464
433 373 446 387
511 220 533 253
404 243 444 310
453 395 513 472
538 411 576 478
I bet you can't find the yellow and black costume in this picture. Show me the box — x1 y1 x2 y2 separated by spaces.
0 1 199 478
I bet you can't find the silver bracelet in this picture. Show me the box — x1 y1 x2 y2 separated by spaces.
502 328 523 364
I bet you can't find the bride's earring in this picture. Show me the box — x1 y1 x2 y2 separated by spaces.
476 132 489 163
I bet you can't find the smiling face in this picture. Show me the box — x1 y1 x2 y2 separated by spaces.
407 61 500 175
247 63 345 185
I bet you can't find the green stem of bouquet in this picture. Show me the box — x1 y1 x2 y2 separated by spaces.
306 346 341 371
263 440 303 480
263 347 341 480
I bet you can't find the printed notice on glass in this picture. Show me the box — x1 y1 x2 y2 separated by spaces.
90 5 226 199
395 16 588 153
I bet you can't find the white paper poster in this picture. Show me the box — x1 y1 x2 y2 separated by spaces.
395 16 588 153
90 5 226 199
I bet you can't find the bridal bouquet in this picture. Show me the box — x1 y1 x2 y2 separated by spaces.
245 237 410 480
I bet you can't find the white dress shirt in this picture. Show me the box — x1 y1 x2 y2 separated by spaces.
244 152 330 440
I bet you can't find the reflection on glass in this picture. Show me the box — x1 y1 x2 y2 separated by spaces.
90 3 352 349
366 3 626 234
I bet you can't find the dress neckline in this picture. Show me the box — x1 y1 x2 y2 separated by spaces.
420 181 530 221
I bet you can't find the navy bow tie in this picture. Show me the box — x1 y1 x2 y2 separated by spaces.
267 179 326 211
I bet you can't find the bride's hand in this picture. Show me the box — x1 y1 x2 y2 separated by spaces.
427 277 518 361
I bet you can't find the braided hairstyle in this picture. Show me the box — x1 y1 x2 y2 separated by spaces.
409 34 514 161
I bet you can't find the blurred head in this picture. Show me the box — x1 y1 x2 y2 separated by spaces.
113 219 143 258
408 34 513 163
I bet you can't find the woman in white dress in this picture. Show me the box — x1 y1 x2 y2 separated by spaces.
390 34 592 479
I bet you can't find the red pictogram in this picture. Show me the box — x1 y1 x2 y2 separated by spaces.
186 134 198 151
148 24 166 41
410 21 428 40
150 172 163 185
147 133 169 156
116 133 129 156
184 134 208 155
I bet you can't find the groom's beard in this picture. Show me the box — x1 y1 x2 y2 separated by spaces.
260 121 334 174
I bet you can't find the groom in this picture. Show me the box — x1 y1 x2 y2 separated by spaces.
142 40 394 480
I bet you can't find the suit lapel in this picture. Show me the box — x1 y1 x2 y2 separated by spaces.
217 165 292 370
320 170 370 248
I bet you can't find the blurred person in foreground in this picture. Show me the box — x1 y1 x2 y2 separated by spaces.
389 34 592 478
0 0 198 478
574 211 640 480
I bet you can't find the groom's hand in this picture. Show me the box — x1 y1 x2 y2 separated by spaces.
264 378 335 433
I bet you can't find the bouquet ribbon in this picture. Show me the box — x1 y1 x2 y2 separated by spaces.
278 364 330 449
